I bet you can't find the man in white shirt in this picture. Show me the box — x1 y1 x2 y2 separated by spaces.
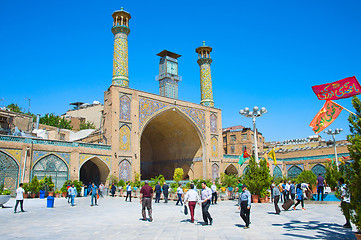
176 184 184 206
211 181 217 205
285 181 290 201
14 183 25 213
199 182 213 226
339 178 351 228
184 183 200 223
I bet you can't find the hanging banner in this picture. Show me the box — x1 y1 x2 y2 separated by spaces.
312 76 361 100
309 100 343 134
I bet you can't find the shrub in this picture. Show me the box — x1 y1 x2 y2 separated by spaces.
117 179 126 187
107 174 118 185
296 170 317 189
242 157 272 196
71 180 83 193
173 168 184 183
61 180 72 193
220 173 238 187
29 176 40 194
150 174 165 187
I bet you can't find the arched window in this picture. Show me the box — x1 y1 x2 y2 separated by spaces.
212 164 219 181
210 114 217 134
311 164 326 178
287 165 303 179
32 154 68 190
211 137 218 157
0 151 19 192
119 160 131 182
119 125 131 151
120 95 131 121
225 164 238 175
273 166 282 179
243 165 250 175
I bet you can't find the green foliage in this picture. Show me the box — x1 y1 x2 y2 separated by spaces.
107 174 118 185
39 113 72 130
80 121 96 130
325 162 351 190
133 172 142 188
170 182 178 189
6 103 24 113
347 96 361 232
296 170 317 189
242 157 272 195
191 179 211 189
39 176 55 192
61 180 72 193
150 174 165 187
117 179 126 187
29 176 40 194
173 168 184 183
220 173 238 187
23 183 31 193
0 184 11 195
71 180 83 193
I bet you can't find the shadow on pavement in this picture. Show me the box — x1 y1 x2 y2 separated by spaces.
272 220 356 240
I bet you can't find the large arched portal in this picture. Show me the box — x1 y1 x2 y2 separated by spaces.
80 157 110 186
140 109 203 180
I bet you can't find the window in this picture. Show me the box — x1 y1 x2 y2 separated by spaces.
230 146 235 153
223 137 227 143
242 134 247 140
60 134 65 141
231 135 236 142
259 137 262 142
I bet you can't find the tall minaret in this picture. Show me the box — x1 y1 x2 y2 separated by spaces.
196 41 214 107
111 8 131 87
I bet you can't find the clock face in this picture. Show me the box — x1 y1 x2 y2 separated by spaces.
167 61 177 75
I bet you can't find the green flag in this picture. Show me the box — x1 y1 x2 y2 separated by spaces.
238 153 245 165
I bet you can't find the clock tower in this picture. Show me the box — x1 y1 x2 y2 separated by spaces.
156 50 181 99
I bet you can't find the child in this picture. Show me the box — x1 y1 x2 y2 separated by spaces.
293 184 305 210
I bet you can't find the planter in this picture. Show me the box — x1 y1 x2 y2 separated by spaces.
251 195 259 203
0 195 11 207
355 232 361 240
23 193 28 199
30 193 36 198
265 195 269 202
62 192 67 198
259 198 265 203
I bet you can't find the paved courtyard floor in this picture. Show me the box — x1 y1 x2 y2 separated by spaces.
0 196 357 240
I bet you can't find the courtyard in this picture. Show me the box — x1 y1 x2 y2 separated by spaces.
0 196 356 240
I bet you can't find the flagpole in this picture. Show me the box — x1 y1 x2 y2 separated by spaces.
330 100 357 116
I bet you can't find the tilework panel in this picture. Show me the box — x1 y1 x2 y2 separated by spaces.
112 34 128 87
287 165 303 179
311 164 326 177
211 137 218 157
0 151 19 192
273 165 282 179
200 64 214 107
212 163 219 181
210 114 217 134
1 149 22 164
79 154 111 168
119 160 131 181
33 151 70 165
119 125 131 151
139 97 206 138
120 95 131 121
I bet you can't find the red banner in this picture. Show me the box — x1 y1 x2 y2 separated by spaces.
312 76 361 100
309 100 343 134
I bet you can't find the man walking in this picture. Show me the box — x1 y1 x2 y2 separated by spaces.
140 181 153 222
99 183 104 198
290 181 296 200
90 183 98 206
154 182 161 203
271 184 281 214
14 183 25 213
317 174 326 201
239 184 251 228
162 182 169 203
339 178 351 228
176 184 184 206
68 184 77 207
199 182 213 226
285 181 290 201
184 183 200 223
125 182 132 202
211 181 217 205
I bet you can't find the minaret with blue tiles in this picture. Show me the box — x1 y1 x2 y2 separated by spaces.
111 8 131 87
196 41 214 107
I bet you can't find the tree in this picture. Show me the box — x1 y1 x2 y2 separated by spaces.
6 103 23 113
347 96 361 232
150 174 165 187
242 157 272 196
173 168 184 183
220 173 238 187
80 121 96 130
296 170 317 188
107 174 118 185
39 113 72 130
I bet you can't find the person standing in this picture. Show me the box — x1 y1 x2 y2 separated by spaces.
184 183 200 223
270 181 275 203
14 183 25 213
301 182 311 200
140 181 153 222
162 182 169 203
293 184 305 210
338 178 351 228
211 181 217 205
66 183 71 203
235 180 242 205
90 183 98 206
125 182 132 202
239 184 251 229
111 183 116 197
285 181 290 201
84 184 88 197
99 183 104 198
271 184 281 214
199 182 213 226
68 184 77 207
316 174 326 201
278 182 284 202
154 182 161 203
176 184 184 206
290 181 296 200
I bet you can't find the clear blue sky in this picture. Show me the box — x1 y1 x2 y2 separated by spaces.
1 0 360 142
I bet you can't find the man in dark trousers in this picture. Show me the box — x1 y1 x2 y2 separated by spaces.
317 174 326 201
125 182 132 202
199 182 213 226
140 181 153 222
239 184 251 229
271 184 281 214
155 182 161 203
162 182 169 203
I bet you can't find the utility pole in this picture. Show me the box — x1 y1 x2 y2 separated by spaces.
25 98 31 114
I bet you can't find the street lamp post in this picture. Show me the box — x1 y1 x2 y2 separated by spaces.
239 106 267 163
325 128 343 171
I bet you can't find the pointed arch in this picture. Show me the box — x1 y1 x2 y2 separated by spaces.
0 150 19 192
120 95 131 121
212 163 219 181
211 137 218 157
311 164 326 178
287 165 303 179
119 124 131 151
273 166 282 179
225 164 238 175
210 114 217 134
119 159 131 181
